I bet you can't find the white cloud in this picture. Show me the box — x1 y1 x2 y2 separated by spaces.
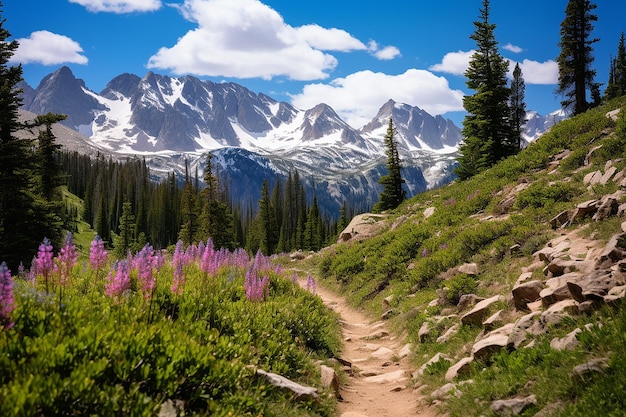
148 0 374 81
68 0 162 13
429 50 474 75
290 69 465 128
11 31 88 65
512 59 559 85
503 43 523 53
367 40 401 60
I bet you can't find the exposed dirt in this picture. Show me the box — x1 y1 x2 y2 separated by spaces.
311 283 442 417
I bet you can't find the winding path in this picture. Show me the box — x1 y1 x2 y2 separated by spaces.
312 283 440 417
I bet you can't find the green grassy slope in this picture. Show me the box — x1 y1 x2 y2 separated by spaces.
308 97 626 416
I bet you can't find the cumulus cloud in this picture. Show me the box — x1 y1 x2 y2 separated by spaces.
503 43 523 53
429 50 474 75
68 0 162 13
367 41 401 60
511 59 558 84
290 69 465 128
148 0 375 80
11 31 88 65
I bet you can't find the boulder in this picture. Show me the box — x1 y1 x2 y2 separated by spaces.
596 233 626 268
457 294 484 311
461 295 504 326
550 210 571 229
508 312 544 350
445 357 474 381
490 395 537 417
472 332 509 362
483 310 505 331
550 328 582 351
417 352 450 376
570 199 598 223
458 262 479 275
436 323 461 343
599 166 618 185
512 280 543 310
364 369 407 384
424 206 436 218
320 365 341 399
592 193 620 221
541 299 579 326
431 383 461 400
571 357 609 384
337 213 388 243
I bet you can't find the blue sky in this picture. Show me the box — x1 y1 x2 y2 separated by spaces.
6 0 626 127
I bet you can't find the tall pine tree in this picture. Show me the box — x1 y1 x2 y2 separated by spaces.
557 0 599 115
455 0 515 180
509 63 527 150
605 32 626 101
373 117 406 212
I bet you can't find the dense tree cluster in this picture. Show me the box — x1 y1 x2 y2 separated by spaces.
605 32 626 101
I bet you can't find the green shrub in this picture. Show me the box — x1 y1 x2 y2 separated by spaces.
443 274 478 305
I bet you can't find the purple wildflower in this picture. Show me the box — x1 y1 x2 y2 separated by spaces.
105 260 130 300
57 232 78 286
136 244 156 298
89 235 108 271
36 238 55 292
306 275 317 294
422 248 429 257
0 262 15 329
244 266 270 301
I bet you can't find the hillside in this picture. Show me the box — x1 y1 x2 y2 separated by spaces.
304 98 626 416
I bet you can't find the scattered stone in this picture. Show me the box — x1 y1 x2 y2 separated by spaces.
457 294 484 311
508 312 544 350
483 310 505 331
362 329 389 340
437 323 461 343
550 328 582 351
541 299 579 326
596 233 626 268
571 357 609 384
461 295 504 326
363 369 407 384
445 357 474 381
424 206 435 218
417 352 450 376
458 262 479 275
550 210 571 229
571 199 599 223
472 332 509 362
255 368 319 401
320 365 341 400
380 309 394 320
490 395 537 416
418 321 433 343
382 294 394 310
512 280 543 310
431 383 461 400
398 343 412 359
371 347 395 361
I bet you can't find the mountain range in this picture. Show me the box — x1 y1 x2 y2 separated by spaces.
18 66 560 216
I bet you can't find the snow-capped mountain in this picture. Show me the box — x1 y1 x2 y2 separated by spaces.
523 109 569 144
20 66 467 215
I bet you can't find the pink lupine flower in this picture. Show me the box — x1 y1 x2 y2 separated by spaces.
244 265 270 301
153 249 165 272
136 244 156 298
90 235 108 271
306 275 317 294
105 260 131 300
0 262 15 329
57 232 78 286
36 238 55 292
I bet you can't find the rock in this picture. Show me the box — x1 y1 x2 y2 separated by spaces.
457 294 484 311
483 310 505 331
461 295 504 326
363 369 407 384
583 170 602 185
599 166 618 185
371 347 395 361
512 280 543 310
362 329 389 340
320 365 341 399
382 294 394 310
255 368 319 401
550 210 571 229
472 332 509 362
445 357 473 381
541 299 579 326
596 233 626 268
592 193 620 221
605 284 626 305
458 262 479 275
508 312 544 350
398 343 412 359
540 273 582 307
514 272 534 286
571 357 609 384
424 206 435 218
437 323 461 343
380 309 394 320
431 383 461 400
418 352 450 376
550 328 582 351
570 199 599 223
418 321 433 343
337 213 388 243
490 395 537 416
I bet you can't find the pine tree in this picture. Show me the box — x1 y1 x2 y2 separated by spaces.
0 9 53 269
605 32 626 101
455 0 515 180
373 117 406 212
557 0 598 115
198 152 234 249
114 202 135 258
510 63 527 150
178 161 200 246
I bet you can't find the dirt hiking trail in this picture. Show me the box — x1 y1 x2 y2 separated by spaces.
312 283 441 417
